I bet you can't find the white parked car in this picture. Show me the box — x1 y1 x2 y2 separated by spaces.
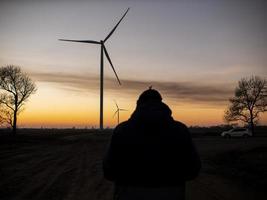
221 128 252 138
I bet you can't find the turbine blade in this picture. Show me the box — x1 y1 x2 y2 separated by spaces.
114 100 119 109
113 110 118 118
103 45 121 85
59 39 100 44
104 8 130 42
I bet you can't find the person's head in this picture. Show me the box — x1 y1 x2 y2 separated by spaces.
137 88 162 106
131 87 172 123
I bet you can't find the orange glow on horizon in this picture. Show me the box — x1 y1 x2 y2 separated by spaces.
11 83 267 128
19 97 267 128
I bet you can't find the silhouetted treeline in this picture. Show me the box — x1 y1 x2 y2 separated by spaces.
0 128 113 136
0 126 267 137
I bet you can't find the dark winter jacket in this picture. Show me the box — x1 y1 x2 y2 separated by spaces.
103 101 201 187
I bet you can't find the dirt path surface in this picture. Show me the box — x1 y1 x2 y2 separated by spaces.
0 133 266 200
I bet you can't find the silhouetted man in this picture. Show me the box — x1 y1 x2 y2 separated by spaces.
103 88 201 200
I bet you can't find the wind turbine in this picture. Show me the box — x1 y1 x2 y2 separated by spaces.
59 8 130 130
113 100 127 125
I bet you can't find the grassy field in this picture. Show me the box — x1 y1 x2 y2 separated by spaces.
0 130 267 200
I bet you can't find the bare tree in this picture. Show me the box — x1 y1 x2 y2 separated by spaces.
224 76 267 135
0 65 37 134
0 106 5 126
0 105 13 127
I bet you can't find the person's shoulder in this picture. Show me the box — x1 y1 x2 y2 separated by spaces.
170 120 192 141
113 120 130 135
172 120 188 130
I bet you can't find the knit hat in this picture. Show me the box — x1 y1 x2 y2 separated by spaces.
137 88 162 106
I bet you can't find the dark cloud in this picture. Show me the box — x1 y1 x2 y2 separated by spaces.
120 79 234 105
30 71 234 105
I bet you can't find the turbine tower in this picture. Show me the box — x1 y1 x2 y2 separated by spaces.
59 8 129 130
113 100 127 125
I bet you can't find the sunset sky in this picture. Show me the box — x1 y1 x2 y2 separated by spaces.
0 0 266 128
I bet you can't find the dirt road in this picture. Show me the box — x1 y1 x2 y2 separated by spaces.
0 133 266 200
